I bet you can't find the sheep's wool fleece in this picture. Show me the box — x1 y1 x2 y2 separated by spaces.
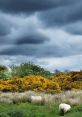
59 103 71 113
30 96 42 102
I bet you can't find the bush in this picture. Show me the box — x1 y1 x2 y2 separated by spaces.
52 72 82 91
0 75 61 93
7 110 26 117
11 63 52 78
0 71 12 80
0 65 7 71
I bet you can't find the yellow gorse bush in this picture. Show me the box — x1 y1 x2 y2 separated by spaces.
0 75 60 93
52 72 82 90
0 72 82 93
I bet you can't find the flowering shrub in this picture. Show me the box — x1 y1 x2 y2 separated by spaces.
0 75 60 93
0 71 82 93
52 72 82 90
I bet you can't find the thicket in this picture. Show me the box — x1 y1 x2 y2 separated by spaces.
11 63 52 78
0 63 82 93
0 75 60 93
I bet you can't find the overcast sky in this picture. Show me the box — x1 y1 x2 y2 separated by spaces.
0 0 82 72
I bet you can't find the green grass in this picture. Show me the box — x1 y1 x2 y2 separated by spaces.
0 102 82 117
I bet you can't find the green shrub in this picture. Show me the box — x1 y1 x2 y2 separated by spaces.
11 63 52 78
0 71 11 80
0 65 7 71
7 110 26 117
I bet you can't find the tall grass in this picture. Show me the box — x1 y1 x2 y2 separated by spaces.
0 90 82 106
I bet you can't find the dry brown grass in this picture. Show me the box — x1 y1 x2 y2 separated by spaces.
0 90 82 105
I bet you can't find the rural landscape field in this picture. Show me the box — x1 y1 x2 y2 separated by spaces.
0 63 82 117
0 0 82 116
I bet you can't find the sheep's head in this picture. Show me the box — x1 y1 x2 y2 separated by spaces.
59 108 64 116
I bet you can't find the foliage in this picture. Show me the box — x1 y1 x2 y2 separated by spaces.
11 63 52 78
52 72 82 90
0 63 82 92
0 75 60 93
0 65 7 71
0 113 9 117
0 71 12 80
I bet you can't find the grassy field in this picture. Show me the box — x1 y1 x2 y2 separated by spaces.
0 64 82 116
0 102 82 117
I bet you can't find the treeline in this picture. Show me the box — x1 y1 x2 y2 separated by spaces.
0 62 52 80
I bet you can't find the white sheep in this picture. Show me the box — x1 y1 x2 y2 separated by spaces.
29 96 43 104
59 103 71 116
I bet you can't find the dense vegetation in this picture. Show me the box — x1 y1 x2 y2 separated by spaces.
11 63 52 78
0 63 82 93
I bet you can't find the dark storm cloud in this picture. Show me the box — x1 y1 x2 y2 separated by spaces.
0 14 11 36
1 39 82 58
0 44 67 56
16 33 49 45
0 0 77 13
38 1 82 27
0 0 60 13
37 44 82 58
0 45 38 56
63 21 82 35
0 0 82 59
37 0 82 35
0 23 10 36
0 0 82 36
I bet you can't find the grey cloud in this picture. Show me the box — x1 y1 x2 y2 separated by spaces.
0 23 10 36
37 45 79 58
0 12 49 45
0 0 77 13
0 45 38 56
16 33 49 45
0 0 82 59
38 1 82 27
1 40 82 58
0 55 36 66
0 0 60 13
0 15 11 36
0 12 50 56
63 21 82 35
